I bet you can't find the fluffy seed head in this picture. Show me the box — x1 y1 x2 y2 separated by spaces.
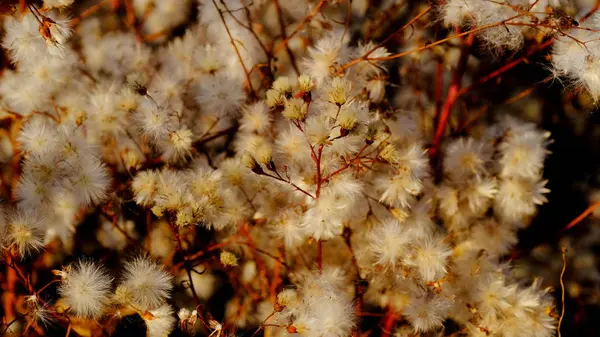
58 260 112 318
118 256 173 310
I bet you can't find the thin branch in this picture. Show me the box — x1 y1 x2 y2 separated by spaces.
561 201 600 232
342 13 526 70
429 31 474 161
558 247 567 337
212 0 256 97
273 0 328 55
273 0 299 75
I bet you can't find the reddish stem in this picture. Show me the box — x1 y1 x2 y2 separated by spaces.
381 308 396 337
459 39 554 97
430 33 473 160
434 60 444 119
315 144 324 198
321 144 369 183
561 201 600 232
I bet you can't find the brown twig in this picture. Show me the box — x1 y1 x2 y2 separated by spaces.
273 0 327 55
172 224 201 305
212 0 256 98
273 0 299 75
320 143 370 183
342 14 526 70
72 0 112 26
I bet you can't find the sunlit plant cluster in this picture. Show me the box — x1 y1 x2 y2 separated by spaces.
1 0 599 337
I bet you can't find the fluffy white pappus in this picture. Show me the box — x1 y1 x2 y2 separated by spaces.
377 144 429 208
494 178 549 223
119 256 173 310
87 85 129 137
300 176 362 241
552 14 600 100
366 77 386 103
276 126 313 164
305 115 333 146
188 164 222 198
471 273 514 322
202 187 249 230
160 128 194 163
147 74 185 110
132 170 159 206
377 174 420 210
195 74 245 116
404 292 451 332
386 108 421 143
293 295 356 337
270 213 310 249
0 70 53 115
297 266 349 298
397 144 430 178
2 13 46 64
5 208 45 257
462 177 498 215
351 41 391 77
301 29 351 84
367 219 412 268
326 76 353 106
51 188 79 229
470 220 517 257
404 234 452 282
192 43 227 75
136 0 191 37
143 304 177 337
300 197 345 241
22 148 62 182
30 302 56 327
292 267 356 337
58 260 113 318
153 169 188 211
471 2 526 52
43 17 73 58
440 0 477 27
17 117 59 155
25 49 76 92
234 132 269 162
57 125 101 163
43 0 75 9
498 127 551 180
403 199 437 240
14 173 56 211
136 100 179 141
83 32 152 77
504 279 556 337
70 158 111 206
158 24 205 77
444 137 491 181
240 101 272 134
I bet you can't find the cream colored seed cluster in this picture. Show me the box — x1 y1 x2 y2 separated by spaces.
0 0 580 337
